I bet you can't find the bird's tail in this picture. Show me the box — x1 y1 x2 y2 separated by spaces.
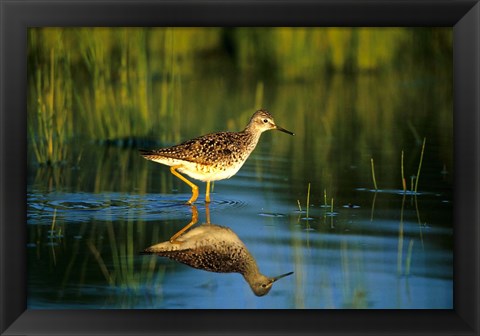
141 243 188 255
139 149 152 155
139 149 156 159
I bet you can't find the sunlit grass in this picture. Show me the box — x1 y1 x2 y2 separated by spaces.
27 26 452 201
28 27 452 162
414 137 426 193
401 150 407 192
28 41 74 165
306 182 311 219
370 158 378 191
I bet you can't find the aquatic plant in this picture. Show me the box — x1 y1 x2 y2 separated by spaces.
28 34 74 165
414 137 426 193
401 150 406 192
370 158 378 191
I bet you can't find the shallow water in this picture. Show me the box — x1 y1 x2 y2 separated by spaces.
27 48 453 308
27 136 452 309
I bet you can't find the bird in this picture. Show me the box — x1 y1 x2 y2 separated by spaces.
139 109 294 204
142 206 293 296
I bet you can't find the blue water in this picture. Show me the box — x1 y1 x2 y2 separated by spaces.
27 144 453 309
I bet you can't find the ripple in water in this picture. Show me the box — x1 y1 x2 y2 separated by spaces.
27 191 248 225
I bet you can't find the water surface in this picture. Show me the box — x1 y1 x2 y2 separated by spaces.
27 37 453 308
27 102 453 309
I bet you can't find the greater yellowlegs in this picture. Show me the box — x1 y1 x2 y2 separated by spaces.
140 109 294 204
142 206 293 296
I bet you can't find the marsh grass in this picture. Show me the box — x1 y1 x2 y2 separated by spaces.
296 185 339 227
236 28 415 78
75 28 168 141
28 44 74 165
401 150 407 192
27 28 204 165
306 183 311 219
370 158 378 190
28 28 451 165
296 200 302 212
414 137 426 193
397 138 426 193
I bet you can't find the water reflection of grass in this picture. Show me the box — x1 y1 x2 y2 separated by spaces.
289 173 439 308
82 219 166 308
101 220 160 293
28 27 451 167
29 215 166 307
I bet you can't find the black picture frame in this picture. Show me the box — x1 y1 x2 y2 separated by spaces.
1 0 479 335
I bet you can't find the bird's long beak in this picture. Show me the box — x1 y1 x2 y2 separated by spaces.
275 125 295 136
271 271 294 283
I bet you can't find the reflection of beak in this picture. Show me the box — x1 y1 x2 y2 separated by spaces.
271 271 294 283
275 125 295 136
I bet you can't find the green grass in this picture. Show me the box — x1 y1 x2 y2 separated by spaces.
28 44 74 165
370 158 378 190
306 183 311 219
27 27 451 169
414 137 427 193
401 150 406 192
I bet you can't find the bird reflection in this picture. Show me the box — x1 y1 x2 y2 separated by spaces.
142 205 293 296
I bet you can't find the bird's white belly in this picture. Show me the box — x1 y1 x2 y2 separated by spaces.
148 155 249 182
179 162 245 182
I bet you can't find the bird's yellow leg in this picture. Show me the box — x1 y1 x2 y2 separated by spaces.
205 181 211 203
170 206 199 243
205 202 211 224
170 166 199 204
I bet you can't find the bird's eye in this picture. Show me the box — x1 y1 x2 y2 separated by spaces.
263 119 268 123
261 284 267 288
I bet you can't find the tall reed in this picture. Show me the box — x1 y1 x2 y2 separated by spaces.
28 32 74 165
414 137 426 193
